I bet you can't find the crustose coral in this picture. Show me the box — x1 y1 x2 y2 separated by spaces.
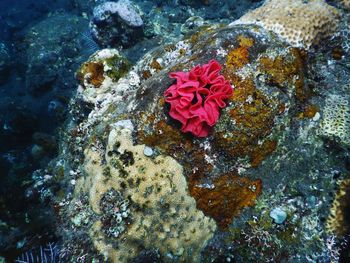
164 59 233 137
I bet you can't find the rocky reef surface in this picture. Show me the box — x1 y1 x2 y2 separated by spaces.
1 0 350 262
0 0 263 260
22 0 350 262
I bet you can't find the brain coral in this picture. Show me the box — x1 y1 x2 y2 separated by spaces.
74 125 216 262
230 0 339 49
164 60 233 137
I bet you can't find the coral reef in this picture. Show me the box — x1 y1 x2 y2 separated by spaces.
52 20 344 261
10 0 350 262
0 0 270 260
230 0 340 49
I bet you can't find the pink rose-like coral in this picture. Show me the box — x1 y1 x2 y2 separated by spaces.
164 59 233 137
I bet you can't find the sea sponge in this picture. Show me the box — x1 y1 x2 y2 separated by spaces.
164 60 233 137
74 125 216 262
230 0 340 49
319 94 350 147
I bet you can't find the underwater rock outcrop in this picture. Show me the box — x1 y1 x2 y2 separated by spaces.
42 0 350 262
90 0 144 48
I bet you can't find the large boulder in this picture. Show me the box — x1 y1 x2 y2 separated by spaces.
90 0 144 48
36 1 350 262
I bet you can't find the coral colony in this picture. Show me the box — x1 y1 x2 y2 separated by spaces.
164 60 233 137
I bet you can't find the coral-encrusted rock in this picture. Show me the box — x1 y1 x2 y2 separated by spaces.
90 0 144 48
76 49 132 104
54 17 349 262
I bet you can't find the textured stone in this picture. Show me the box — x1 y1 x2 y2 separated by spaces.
54 18 349 262
90 0 144 47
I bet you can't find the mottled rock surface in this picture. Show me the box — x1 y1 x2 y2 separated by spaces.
4 0 349 262
90 0 144 48
48 15 350 261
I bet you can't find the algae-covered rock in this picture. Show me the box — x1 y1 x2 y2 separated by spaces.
76 49 132 104
53 16 350 262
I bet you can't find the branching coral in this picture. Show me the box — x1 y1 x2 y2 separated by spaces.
164 59 233 137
